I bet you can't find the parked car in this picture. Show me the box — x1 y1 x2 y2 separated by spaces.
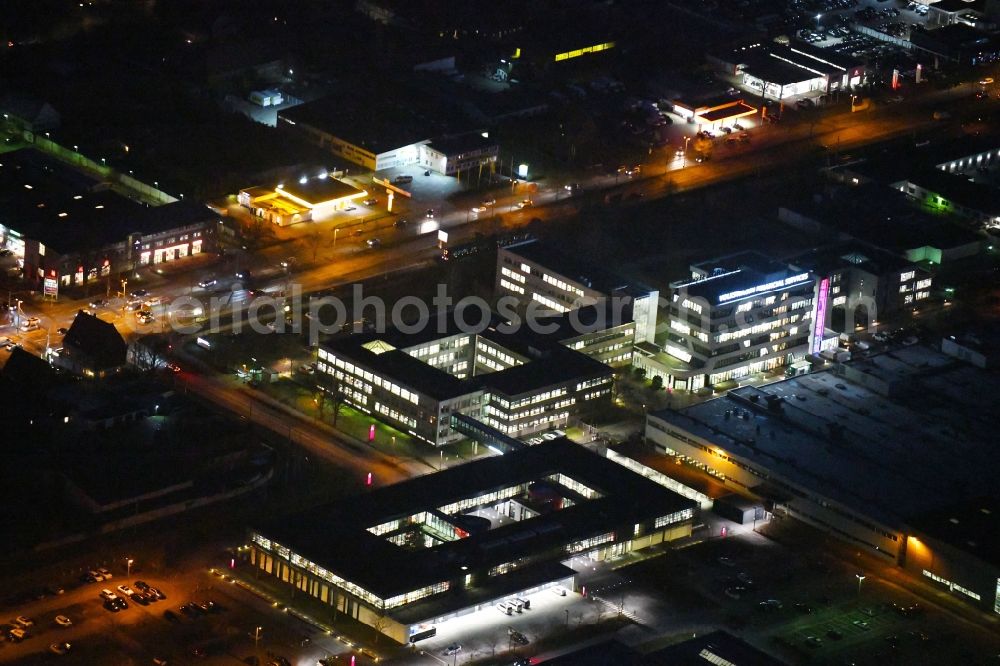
55 615 73 627
443 644 462 656
13 616 34 628
517 199 533 209
49 642 72 655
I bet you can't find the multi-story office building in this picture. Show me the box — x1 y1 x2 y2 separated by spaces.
249 437 696 643
646 252 822 390
495 239 659 348
788 242 934 335
317 316 613 446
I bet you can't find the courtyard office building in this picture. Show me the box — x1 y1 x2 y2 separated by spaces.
317 316 613 446
249 437 696 643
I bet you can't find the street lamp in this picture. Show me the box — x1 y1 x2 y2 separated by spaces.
126 558 134 577
855 573 865 595
253 626 262 649
333 228 340 248
815 13 822 29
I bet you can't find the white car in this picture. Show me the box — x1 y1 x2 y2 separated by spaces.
471 206 486 213
49 642 72 655
55 615 73 627
117 584 133 597
13 615 34 628
517 199 533 209
443 643 462 656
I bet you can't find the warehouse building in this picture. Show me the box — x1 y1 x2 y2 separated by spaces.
0 149 220 294
279 99 498 175
713 41 865 101
645 345 1000 615
249 437 696 643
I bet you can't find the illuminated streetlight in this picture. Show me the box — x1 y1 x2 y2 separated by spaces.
855 572 865 595
126 558 134 577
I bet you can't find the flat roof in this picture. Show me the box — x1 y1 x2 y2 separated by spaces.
907 496 1000 569
256 438 695 601
781 184 983 253
426 133 497 157
743 53 821 86
322 315 612 401
788 241 916 277
503 239 654 298
899 168 1000 213
673 252 812 305
276 176 365 206
0 150 220 253
649 346 1000 534
697 102 757 122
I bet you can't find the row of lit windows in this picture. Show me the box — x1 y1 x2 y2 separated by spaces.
547 473 602 499
566 532 614 554
923 570 981 601
384 582 450 609
374 401 417 428
542 272 585 297
500 278 525 294
501 266 526 283
253 534 385 608
325 354 420 405
532 292 569 312
681 298 703 314
655 508 695 528
576 376 611 392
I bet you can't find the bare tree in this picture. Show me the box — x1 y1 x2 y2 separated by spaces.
372 613 389 645
241 216 275 254
314 371 344 427
305 227 324 262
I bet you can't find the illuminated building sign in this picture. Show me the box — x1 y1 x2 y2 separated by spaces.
811 277 830 354
717 273 811 304
554 41 616 62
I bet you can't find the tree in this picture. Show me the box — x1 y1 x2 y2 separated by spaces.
305 227 324 262
314 371 343 427
633 367 647 381
650 375 664 391
240 216 275 254
372 613 389 645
